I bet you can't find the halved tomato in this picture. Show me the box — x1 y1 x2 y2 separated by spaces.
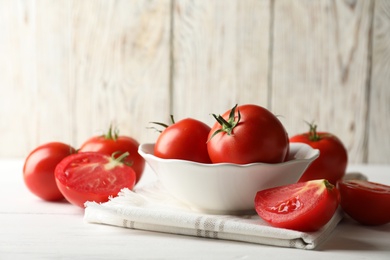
338 179 390 225
54 152 136 208
254 179 340 232
78 125 145 184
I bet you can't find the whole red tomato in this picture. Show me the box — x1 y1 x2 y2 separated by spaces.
338 179 390 225
289 123 348 185
255 179 340 232
207 104 289 164
153 117 211 163
78 126 145 184
55 152 136 208
23 142 76 201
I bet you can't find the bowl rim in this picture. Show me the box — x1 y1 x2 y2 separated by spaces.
138 142 319 168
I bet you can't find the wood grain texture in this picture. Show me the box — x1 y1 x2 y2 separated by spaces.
271 0 374 163
171 0 271 126
0 0 35 154
0 0 171 156
0 0 389 164
0 0 73 155
69 0 171 148
368 0 390 163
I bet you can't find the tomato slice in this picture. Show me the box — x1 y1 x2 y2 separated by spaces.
55 152 136 208
338 180 390 225
254 180 340 232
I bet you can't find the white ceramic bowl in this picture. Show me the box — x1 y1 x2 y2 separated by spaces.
138 143 319 215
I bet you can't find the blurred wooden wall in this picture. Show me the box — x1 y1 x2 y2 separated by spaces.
1 0 389 164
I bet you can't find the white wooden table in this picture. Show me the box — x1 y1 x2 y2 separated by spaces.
1 159 389 259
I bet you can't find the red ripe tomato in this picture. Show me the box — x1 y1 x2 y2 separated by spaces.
153 118 211 163
338 180 390 225
55 152 136 208
255 179 340 232
289 123 348 185
78 126 145 184
207 104 289 164
23 142 76 201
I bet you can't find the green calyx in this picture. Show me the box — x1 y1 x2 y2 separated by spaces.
105 151 132 170
111 151 133 167
104 124 120 141
306 121 321 141
209 104 241 141
323 179 335 190
148 115 175 133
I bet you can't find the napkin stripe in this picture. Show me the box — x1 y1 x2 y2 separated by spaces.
204 217 216 238
123 214 223 239
193 216 228 239
123 219 135 229
218 219 225 233
195 217 202 237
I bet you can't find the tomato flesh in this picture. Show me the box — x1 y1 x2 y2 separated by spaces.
268 196 303 214
338 180 390 225
55 152 136 208
23 142 76 201
79 135 145 184
255 180 340 232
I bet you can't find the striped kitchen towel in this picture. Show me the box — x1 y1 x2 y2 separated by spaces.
84 180 345 250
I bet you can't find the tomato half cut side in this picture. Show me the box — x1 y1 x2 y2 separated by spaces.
338 179 390 225
254 179 340 232
78 126 145 184
55 152 136 208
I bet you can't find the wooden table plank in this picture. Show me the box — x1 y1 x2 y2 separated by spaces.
171 0 271 126
368 0 390 163
271 0 374 163
69 0 171 146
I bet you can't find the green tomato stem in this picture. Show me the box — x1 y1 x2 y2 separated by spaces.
111 151 132 166
148 115 176 133
116 151 129 162
323 179 335 190
208 104 241 141
104 124 119 141
308 122 321 141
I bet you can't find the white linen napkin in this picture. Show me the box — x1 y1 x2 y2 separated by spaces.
84 180 346 250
